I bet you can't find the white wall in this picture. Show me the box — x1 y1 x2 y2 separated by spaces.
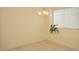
0 8 45 50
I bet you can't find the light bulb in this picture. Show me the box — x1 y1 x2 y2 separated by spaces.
38 12 42 15
45 12 49 15
43 10 47 15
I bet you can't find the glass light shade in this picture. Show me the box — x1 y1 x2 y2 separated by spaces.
43 10 47 15
45 12 49 15
38 10 49 15
38 12 42 15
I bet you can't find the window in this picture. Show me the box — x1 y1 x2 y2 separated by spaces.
54 8 79 29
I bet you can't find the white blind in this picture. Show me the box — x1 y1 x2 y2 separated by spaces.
54 8 79 29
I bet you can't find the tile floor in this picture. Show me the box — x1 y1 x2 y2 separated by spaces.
11 40 78 51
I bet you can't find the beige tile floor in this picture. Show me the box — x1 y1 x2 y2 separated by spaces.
11 40 78 51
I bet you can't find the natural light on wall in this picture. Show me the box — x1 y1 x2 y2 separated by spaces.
38 8 49 15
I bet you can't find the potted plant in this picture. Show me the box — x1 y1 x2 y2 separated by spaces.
49 24 59 33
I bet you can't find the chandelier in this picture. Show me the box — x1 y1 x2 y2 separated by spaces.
38 8 49 15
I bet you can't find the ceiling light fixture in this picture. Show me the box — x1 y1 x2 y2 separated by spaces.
38 8 49 15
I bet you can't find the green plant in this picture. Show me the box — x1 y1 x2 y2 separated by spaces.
49 24 59 33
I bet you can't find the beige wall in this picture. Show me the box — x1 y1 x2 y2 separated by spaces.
0 9 2 49
0 8 46 50
47 8 79 50
1 7 79 50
